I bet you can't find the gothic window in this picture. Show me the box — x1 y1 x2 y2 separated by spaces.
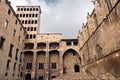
39 63 44 69
26 63 32 69
0 36 5 49
105 0 112 11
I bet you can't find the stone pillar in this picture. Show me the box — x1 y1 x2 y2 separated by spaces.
31 42 37 80
60 53 63 76
60 42 63 77
45 41 50 80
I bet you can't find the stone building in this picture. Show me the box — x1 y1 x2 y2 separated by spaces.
77 0 120 80
0 0 120 80
0 0 26 80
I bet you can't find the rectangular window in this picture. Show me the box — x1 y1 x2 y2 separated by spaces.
30 8 32 11
13 29 16 36
21 8 23 11
8 9 11 15
52 62 57 69
24 8 26 11
8 44 14 58
31 27 33 31
15 20 17 25
39 63 44 69
33 8 35 11
32 14 34 17
0 36 5 49
20 14 22 17
36 14 38 17
35 20 37 24
15 49 19 60
26 63 32 69
18 36 21 41
34 27 37 31
4 20 8 28
27 8 29 11
26 14 28 17
36 8 38 11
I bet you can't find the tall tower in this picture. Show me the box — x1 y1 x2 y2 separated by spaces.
16 6 41 39
16 6 41 80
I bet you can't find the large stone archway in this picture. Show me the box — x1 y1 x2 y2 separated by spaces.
63 49 81 74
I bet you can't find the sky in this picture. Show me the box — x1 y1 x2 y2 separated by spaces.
9 0 94 39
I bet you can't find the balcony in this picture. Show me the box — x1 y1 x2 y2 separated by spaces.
24 43 34 50
49 42 59 50
37 43 46 50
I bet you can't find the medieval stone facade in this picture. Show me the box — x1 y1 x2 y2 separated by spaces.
0 0 120 80
0 0 26 80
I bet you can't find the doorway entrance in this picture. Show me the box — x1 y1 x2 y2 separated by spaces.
26 74 31 80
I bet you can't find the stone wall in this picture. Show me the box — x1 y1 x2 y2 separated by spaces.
78 0 120 79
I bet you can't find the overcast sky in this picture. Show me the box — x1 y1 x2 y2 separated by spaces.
9 0 94 39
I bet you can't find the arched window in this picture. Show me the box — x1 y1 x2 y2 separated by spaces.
74 65 80 72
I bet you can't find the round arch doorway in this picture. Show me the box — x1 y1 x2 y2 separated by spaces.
26 74 31 80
